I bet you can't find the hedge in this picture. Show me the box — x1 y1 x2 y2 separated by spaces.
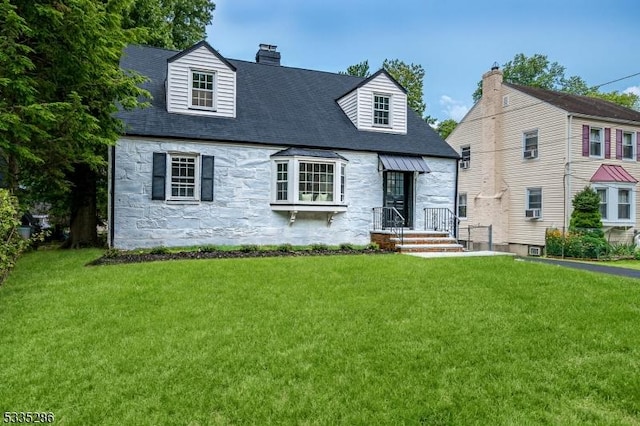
0 189 28 283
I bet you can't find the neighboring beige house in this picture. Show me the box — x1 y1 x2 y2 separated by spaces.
448 65 640 256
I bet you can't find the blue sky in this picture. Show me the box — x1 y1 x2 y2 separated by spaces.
205 0 640 122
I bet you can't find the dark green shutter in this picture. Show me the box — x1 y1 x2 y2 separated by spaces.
152 152 166 200
201 155 214 201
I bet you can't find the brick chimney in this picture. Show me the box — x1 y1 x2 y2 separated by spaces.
477 63 508 246
255 44 281 66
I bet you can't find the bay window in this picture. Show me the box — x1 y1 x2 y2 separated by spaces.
271 149 348 211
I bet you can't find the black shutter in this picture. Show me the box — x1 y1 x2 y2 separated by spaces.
152 152 166 200
201 155 214 201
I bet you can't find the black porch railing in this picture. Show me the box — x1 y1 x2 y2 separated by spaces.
424 208 459 239
372 207 405 245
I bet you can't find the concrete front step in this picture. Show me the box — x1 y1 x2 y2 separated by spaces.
397 243 465 253
391 237 458 245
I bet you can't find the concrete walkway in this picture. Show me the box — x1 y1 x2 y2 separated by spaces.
406 251 516 258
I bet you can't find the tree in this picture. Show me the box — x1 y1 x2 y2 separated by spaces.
472 53 639 110
435 119 457 139
382 59 426 117
339 60 370 78
567 187 608 258
122 0 216 50
342 59 426 117
569 187 603 231
2 0 148 247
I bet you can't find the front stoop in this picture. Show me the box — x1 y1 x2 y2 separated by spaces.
386 230 465 253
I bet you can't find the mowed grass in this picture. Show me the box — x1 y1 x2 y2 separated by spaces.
1 251 640 425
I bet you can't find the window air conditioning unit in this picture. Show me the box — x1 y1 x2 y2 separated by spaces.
525 208 541 219
459 160 470 169
528 246 542 256
524 149 538 159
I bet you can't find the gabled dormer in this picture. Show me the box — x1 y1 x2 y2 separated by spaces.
337 69 408 135
166 41 237 118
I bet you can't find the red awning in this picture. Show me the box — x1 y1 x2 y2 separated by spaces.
590 164 638 183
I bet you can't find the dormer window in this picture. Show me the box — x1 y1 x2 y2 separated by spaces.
190 70 215 110
373 94 391 126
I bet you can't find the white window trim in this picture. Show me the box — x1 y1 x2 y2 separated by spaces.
589 126 604 159
622 131 635 161
522 129 539 160
189 69 217 111
458 193 467 219
372 93 392 128
167 152 200 202
270 156 348 210
592 183 635 225
525 187 543 219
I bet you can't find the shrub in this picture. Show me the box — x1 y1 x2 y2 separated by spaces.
277 243 293 252
366 242 380 251
0 190 29 283
310 243 329 252
339 242 355 251
239 244 260 253
198 245 220 253
150 246 169 255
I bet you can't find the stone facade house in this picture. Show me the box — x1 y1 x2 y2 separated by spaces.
108 41 459 249
448 66 640 256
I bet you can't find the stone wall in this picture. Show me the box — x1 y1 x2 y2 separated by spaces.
111 137 456 249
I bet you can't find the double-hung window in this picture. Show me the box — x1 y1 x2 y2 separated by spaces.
596 188 608 220
191 70 215 109
623 131 634 160
458 193 467 219
618 189 631 220
151 152 214 202
590 127 603 157
170 155 197 199
373 94 390 126
525 188 542 219
523 130 538 159
460 146 471 169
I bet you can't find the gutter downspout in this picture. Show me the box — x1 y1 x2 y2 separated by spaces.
566 114 573 232
454 158 459 239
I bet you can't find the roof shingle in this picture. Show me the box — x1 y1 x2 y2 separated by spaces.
118 45 459 159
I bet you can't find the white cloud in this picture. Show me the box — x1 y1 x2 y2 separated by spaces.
624 86 640 96
439 95 470 121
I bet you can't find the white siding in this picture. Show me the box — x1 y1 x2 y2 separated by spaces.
336 73 407 134
337 90 358 127
166 45 236 118
451 73 640 251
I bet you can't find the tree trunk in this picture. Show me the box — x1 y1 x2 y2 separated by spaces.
62 164 98 248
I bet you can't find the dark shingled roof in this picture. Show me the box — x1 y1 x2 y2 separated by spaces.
505 83 640 123
118 45 459 159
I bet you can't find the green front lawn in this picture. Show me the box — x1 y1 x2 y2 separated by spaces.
1 250 639 425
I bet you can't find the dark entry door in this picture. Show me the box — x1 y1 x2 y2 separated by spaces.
383 171 413 228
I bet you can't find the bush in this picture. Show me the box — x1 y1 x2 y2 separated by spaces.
339 242 355 251
0 190 29 283
149 246 169 255
545 228 610 259
310 243 329 252
239 244 260 253
198 245 220 253
277 243 293 252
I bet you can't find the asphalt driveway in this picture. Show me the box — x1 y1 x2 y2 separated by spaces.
521 257 640 280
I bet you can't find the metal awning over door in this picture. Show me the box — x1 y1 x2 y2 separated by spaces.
378 154 430 174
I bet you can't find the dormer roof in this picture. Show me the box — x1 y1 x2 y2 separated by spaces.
167 40 236 71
